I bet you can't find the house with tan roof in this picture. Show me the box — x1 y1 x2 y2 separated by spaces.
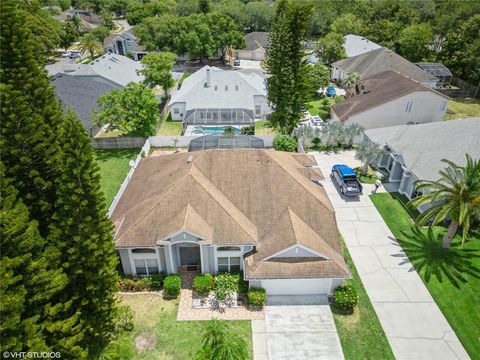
112 150 350 295
330 70 449 129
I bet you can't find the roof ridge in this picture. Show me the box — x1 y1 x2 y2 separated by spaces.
264 151 335 213
189 164 258 242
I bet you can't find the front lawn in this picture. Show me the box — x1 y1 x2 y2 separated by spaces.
157 113 183 136
101 293 252 360
254 120 278 135
94 148 139 207
333 239 395 360
370 192 480 360
445 98 480 120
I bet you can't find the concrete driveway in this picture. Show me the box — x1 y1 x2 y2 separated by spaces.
311 150 470 360
252 296 344 360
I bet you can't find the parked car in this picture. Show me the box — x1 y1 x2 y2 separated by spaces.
69 51 81 59
331 164 363 196
61 51 71 58
234 57 240 66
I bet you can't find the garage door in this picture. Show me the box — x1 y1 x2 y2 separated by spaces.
261 279 332 295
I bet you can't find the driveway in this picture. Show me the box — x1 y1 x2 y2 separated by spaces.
311 150 470 360
236 60 266 78
252 296 344 360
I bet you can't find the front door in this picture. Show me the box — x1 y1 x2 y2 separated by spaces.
179 246 201 267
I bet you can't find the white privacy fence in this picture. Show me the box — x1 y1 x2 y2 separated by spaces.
107 139 151 217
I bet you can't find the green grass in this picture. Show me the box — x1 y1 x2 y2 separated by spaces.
94 148 140 207
445 98 480 120
157 113 183 136
102 294 252 359
254 120 278 135
306 95 345 118
333 239 395 360
178 72 191 87
370 192 480 360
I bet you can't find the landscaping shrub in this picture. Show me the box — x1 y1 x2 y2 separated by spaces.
311 137 322 148
240 124 255 135
163 275 181 297
273 135 297 152
193 274 214 295
117 274 164 292
144 273 163 289
247 287 267 307
115 305 134 332
214 273 240 301
333 284 358 313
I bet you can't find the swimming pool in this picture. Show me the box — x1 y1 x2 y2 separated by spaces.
192 126 242 135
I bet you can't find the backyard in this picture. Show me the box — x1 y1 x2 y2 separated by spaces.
157 113 183 136
306 95 345 118
445 98 480 120
370 192 480 360
101 293 252 360
94 148 140 207
333 239 395 360
254 120 278 135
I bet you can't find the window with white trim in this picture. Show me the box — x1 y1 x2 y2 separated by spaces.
217 256 241 273
255 105 261 115
173 108 179 114
134 258 159 276
405 101 413 112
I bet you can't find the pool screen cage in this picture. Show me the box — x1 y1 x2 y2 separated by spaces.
184 108 254 125
189 135 265 151
415 63 452 85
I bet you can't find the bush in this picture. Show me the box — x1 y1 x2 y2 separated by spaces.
333 284 358 313
240 124 255 135
247 287 267 307
311 137 321 148
163 275 181 297
193 274 214 295
144 273 163 288
214 273 240 301
117 274 163 292
273 135 297 152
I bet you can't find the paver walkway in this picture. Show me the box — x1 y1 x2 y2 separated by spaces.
312 150 470 360
253 295 344 360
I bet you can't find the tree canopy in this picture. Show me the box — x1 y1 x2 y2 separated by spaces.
139 52 177 95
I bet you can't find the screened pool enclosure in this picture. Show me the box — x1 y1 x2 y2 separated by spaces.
184 108 255 125
189 135 265 151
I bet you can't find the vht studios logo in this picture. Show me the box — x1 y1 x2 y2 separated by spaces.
2 352 61 359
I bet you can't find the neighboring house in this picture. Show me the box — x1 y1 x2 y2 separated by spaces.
364 118 480 204
112 150 350 295
51 74 120 136
234 32 268 61
330 71 449 129
168 66 271 125
331 47 437 88
103 28 147 61
308 34 381 64
64 53 144 87
54 9 101 31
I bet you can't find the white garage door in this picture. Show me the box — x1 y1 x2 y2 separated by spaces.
261 279 332 295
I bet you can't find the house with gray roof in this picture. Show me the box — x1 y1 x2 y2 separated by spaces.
331 70 448 129
51 74 120 136
103 28 147 61
364 118 480 202
234 32 269 61
168 66 271 125
331 47 437 88
344 34 381 58
63 53 144 87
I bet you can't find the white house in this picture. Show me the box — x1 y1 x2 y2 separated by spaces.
331 47 437 88
168 66 271 125
331 71 449 129
103 28 147 61
364 118 480 203
112 150 350 296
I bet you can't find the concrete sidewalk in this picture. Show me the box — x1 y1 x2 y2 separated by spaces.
312 150 470 360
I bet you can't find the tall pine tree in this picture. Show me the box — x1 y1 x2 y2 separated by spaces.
0 0 63 234
266 0 312 134
0 165 67 353
50 110 119 357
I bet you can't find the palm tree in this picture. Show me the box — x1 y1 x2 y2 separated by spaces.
323 121 347 146
355 139 384 174
195 320 248 360
408 155 480 248
341 72 361 89
294 125 315 148
78 33 103 60
68 14 83 34
344 123 363 147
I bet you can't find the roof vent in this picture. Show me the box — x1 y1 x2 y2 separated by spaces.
187 155 193 163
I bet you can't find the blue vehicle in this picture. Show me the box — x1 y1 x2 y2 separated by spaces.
331 164 363 196
326 86 336 97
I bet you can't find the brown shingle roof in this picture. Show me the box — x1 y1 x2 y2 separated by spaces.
331 70 448 121
112 150 348 279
